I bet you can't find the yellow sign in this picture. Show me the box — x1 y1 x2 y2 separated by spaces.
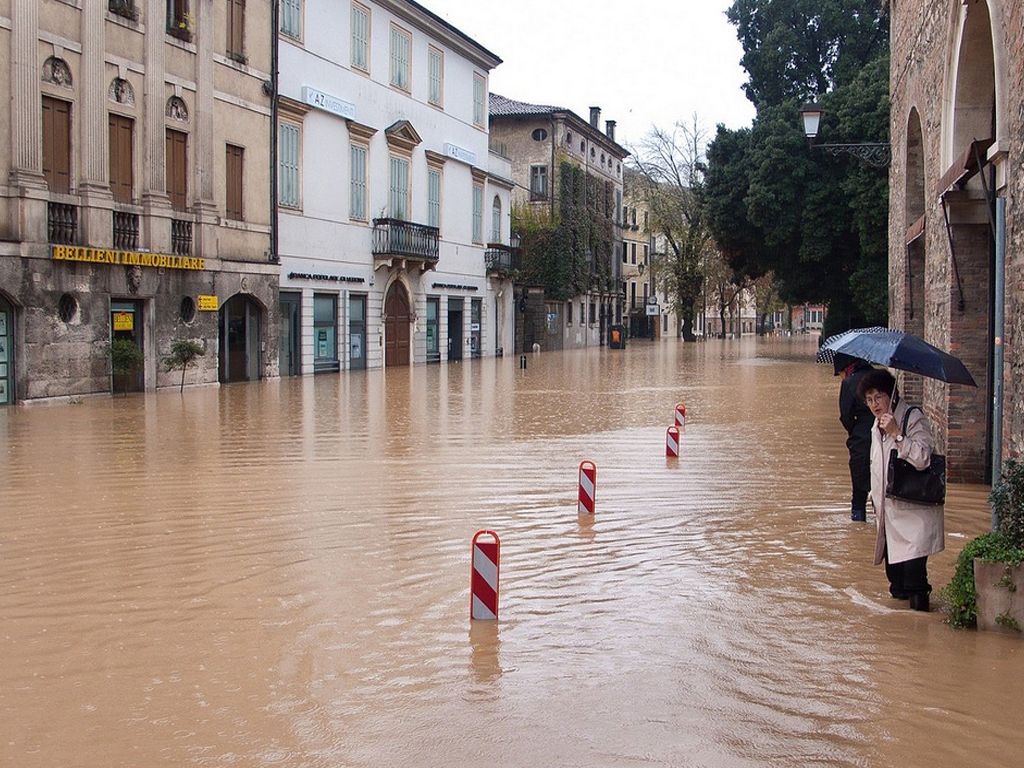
197 295 219 311
113 312 134 332
52 245 206 271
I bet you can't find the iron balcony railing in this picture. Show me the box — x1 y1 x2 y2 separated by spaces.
484 243 520 274
47 202 78 245
372 218 439 263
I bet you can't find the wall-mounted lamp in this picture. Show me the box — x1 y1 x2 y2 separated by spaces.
510 231 522 251
798 102 891 168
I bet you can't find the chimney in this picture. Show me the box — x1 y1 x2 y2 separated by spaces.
606 120 616 142
589 106 601 128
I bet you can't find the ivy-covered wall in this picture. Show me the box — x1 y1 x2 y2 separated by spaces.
515 160 616 302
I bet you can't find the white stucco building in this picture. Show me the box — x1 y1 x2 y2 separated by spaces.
276 0 514 374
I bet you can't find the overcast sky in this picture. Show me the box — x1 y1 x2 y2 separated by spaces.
425 0 757 149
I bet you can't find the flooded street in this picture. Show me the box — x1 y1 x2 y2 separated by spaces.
2 337 1021 767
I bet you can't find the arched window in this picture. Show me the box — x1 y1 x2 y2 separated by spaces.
491 195 501 244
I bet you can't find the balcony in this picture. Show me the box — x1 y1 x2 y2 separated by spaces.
171 219 193 256
113 211 139 250
484 243 520 277
372 218 439 272
47 202 78 245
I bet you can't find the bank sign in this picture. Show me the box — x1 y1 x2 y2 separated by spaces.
52 246 206 271
302 86 356 120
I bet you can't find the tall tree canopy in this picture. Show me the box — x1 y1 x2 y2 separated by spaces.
702 0 890 335
629 118 714 341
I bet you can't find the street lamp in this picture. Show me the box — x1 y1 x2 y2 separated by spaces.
798 102 891 168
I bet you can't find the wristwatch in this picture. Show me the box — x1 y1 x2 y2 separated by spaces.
895 434 905 443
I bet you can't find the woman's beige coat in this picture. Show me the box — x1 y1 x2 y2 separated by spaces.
868 399 945 565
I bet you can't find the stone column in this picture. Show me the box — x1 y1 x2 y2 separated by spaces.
9 0 48 243
79 0 114 246
142 0 172 252
193 0 220 259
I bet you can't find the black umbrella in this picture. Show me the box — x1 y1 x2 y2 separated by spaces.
819 327 978 386
815 327 888 366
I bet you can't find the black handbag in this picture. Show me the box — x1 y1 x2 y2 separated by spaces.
885 407 946 505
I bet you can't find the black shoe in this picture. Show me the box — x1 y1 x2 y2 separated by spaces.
909 594 930 612
851 508 867 522
891 590 910 600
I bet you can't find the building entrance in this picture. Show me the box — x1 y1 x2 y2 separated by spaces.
384 283 411 367
220 295 262 383
110 299 144 393
0 295 13 404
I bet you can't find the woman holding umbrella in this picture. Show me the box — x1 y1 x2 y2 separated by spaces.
856 368 944 612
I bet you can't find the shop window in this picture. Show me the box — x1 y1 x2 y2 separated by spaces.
313 294 339 372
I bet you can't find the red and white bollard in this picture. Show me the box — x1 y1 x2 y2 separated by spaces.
578 460 597 515
470 530 500 621
674 402 686 428
666 425 680 457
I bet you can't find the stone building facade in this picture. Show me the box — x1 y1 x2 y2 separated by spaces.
0 0 278 404
489 94 628 352
889 0 1022 482
275 0 512 374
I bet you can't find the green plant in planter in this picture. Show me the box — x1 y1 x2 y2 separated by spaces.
163 338 205 393
107 338 144 397
942 460 1024 628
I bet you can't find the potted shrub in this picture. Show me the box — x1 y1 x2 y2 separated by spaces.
107 337 144 396
163 338 205 393
942 459 1024 632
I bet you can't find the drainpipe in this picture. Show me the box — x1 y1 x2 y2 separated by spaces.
269 2 280 266
992 196 1005 529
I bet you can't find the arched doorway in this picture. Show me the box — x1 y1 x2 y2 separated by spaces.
219 294 263 382
0 293 14 404
940 0 998 481
384 281 411 367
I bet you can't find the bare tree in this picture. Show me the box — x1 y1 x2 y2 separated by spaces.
629 116 713 341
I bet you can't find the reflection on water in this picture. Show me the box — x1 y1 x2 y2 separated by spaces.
2 338 1021 767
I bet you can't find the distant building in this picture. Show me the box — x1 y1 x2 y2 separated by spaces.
889 0 1023 481
276 0 512 372
0 0 278 403
489 95 628 352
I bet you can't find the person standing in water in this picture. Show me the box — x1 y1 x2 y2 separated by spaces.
857 368 944 612
835 353 874 522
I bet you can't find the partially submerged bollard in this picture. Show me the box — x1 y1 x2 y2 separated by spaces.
519 355 527 369
470 530 500 621
578 460 596 515
666 425 680 457
675 403 686 428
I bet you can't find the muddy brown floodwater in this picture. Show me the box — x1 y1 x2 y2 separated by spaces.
2 337 1021 767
